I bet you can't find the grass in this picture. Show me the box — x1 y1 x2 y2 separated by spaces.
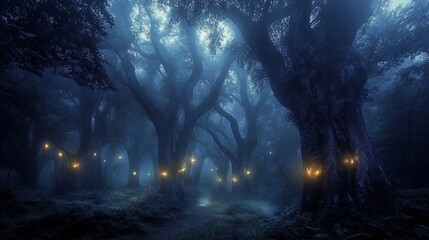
0 188 185 239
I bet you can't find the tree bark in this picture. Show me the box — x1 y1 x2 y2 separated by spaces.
297 91 392 214
224 0 391 215
127 150 141 187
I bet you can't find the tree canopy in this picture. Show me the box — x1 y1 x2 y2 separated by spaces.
0 0 114 88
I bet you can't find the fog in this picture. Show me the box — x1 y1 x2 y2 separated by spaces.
1 0 428 239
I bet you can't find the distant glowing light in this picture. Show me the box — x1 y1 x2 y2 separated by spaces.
232 176 239 183
118 155 122 160
343 154 359 166
133 171 137 176
58 151 63 158
217 177 222 183
103 159 106 163
269 151 272 155
245 169 252 176
93 152 97 157
44 143 49 150
190 157 196 164
72 162 80 169
178 166 187 173
305 164 322 179
161 171 168 177
147 173 151 176
210 168 214 172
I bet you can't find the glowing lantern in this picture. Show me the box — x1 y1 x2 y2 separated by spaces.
132 171 137 176
305 165 322 179
44 143 49 150
72 162 80 169
93 152 97 157
190 157 196 164
178 166 187 173
343 154 359 166
244 169 252 176
58 151 63 158
161 171 168 177
232 176 239 183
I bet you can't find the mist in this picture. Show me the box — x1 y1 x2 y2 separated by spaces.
1 0 428 239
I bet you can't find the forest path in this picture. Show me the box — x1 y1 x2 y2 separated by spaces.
141 204 218 240
137 198 276 240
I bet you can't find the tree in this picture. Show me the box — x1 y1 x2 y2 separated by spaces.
357 0 429 188
106 0 234 199
0 0 114 88
0 70 78 188
202 69 267 193
165 0 393 214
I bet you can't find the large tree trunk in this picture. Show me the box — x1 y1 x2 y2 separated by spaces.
17 125 41 188
156 127 185 202
127 148 141 187
298 97 392 215
231 160 243 194
156 128 172 192
215 163 228 194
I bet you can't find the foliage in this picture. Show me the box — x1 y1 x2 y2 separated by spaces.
356 0 429 75
0 0 114 89
0 188 185 239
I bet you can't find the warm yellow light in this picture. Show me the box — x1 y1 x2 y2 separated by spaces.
244 169 251 176
72 162 80 169
343 154 358 166
178 167 186 173
132 171 137 176
161 171 168 177
190 157 196 164
305 166 322 179
232 176 239 183
44 143 49 150
58 151 63 157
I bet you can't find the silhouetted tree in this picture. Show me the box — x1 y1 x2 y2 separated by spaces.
164 0 393 214
0 0 114 88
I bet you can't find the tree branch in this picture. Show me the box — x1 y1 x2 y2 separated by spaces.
214 103 244 146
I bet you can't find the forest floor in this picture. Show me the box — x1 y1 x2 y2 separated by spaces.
0 187 428 239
